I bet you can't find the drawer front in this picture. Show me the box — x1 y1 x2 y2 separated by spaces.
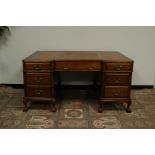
55 61 101 71
104 73 131 86
104 86 130 98
24 62 50 72
25 73 51 85
25 86 52 97
104 62 132 71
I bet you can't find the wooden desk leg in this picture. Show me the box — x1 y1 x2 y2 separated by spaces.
57 72 61 86
23 98 29 112
98 102 103 113
93 72 98 90
51 98 56 112
126 100 132 113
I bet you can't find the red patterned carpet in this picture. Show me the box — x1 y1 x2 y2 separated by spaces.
0 86 155 128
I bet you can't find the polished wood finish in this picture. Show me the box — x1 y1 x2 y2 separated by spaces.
25 86 52 97
104 62 132 72
24 62 51 72
103 73 130 86
23 60 56 112
103 86 130 98
25 73 51 85
23 51 133 112
55 61 101 71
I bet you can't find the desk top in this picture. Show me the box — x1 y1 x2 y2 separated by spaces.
23 51 133 62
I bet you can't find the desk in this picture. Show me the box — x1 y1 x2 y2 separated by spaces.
23 51 133 113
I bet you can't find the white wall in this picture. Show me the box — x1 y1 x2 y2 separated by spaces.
0 26 155 85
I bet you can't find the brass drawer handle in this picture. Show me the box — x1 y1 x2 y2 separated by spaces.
33 65 41 70
36 80 41 83
88 67 94 70
38 77 43 80
113 78 121 83
88 65 95 70
114 80 120 83
36 92 41 95
35 77 43 83
116 67 121 71
116 65 122 70
35 90 43 95
63 67 69 70
113 90 120 96
113 93 119 96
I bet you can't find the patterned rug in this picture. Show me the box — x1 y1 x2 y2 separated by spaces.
0 86 155 129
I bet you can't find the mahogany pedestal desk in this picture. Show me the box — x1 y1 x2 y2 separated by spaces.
23 51 133 113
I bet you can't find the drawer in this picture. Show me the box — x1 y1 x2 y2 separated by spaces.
25 86 52 97
104 62 132 72
24 73 51 85
55 61 101 71
24 62 50 72
104 86 130 98
103 73 131 86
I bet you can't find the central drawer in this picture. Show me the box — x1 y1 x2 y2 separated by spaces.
55 61 101 71
25 73 51 85
25 86 52 97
